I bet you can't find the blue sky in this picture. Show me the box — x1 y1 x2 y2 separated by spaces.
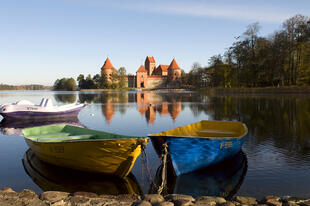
0 0 309 85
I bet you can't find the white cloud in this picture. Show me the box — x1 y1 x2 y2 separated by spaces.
107 0 300 23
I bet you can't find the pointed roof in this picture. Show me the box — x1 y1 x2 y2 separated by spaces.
101 58 115 70
137 65 147 73
158 65 169 72
145 56 155 63
168 58 180 70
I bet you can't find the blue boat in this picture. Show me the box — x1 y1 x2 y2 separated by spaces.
148 120 248 175
149 150 247 198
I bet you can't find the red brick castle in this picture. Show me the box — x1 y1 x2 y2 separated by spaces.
101 56 181 88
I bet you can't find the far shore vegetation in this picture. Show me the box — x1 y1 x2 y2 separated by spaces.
0 84 50 91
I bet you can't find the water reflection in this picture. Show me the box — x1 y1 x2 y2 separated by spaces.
75 91 187 124
0 117 84 136
22 149 142 195
150 137 247 198
54 93 77 103
197 95 310 163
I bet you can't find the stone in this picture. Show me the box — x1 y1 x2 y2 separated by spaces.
281 196 300 203
194 201 217 206
282 203 298 206
134 200 152 206
158 202 175 206
40 191 70 203
18 189 38 199
0 187 15 192
233 196 258 205
263 196 281 202
220 201 236 206
143 194 165 204
300 200 310 206
115 194 141 202
50 200 67 206
196 196 226 204
165 194 195 202
173 199 193 206
0 189 18 199
266 200 282 206
68 196 90 205
73 191 98 198
230 201 241 206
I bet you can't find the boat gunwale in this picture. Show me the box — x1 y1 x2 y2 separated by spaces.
24 136 148 144
147 120 248 139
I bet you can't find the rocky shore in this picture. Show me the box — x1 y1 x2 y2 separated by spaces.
0 187 309 206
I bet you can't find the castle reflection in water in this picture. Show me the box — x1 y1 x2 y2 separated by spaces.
56 91 188 124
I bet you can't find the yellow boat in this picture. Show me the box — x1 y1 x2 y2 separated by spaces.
22 124 148 177
22 149 142 195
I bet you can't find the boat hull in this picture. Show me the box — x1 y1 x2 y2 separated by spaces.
167 136 244 175
0 106 84 120
152 136 244 176
22 149 142 195
150 151 247 198
149 120 248 175
25 137 147 177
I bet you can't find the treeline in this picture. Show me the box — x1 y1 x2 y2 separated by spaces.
76 67 127 90
182 14 310 88
0 84 50 90
53 78 77 91
53 67 128 91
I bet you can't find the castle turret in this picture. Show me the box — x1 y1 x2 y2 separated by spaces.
168 58 181 81
145 56 156 76
136 65 147 88
101 58 117 82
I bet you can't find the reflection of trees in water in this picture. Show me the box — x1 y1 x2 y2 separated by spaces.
54 93 77 103
78 93 98 103
201 95 310 162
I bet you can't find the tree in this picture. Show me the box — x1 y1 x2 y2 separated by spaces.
65 78 77 91
85 74 96 89
93 74 101 88
77 74 86 89
53 78 77 91
118 67 127 88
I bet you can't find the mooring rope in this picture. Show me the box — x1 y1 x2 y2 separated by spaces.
156 142 168 195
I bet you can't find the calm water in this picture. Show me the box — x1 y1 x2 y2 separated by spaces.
0 90 310 199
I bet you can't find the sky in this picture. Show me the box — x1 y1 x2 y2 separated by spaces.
0 0 309 86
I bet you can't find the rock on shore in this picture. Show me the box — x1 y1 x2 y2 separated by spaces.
0 187 310 206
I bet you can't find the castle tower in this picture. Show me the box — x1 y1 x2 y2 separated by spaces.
168 58 181 81
145 56 156 76
136 65 148 88
101 58 116 82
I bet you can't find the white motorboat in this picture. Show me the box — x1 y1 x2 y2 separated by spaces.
0 98 85 120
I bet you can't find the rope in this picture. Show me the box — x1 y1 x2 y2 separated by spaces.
156 143 168 194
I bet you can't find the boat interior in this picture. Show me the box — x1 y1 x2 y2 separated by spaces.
23 125 139 143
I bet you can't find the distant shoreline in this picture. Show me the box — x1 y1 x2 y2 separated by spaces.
0 84 51 91
2 86 310 94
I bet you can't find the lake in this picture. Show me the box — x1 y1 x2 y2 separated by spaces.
0 90 309 199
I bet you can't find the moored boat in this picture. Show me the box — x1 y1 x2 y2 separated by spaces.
148 120 248 175
149 150 247 198
22 149 142 195
0 98 85 120
22 124 148 177
0 117 85 136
